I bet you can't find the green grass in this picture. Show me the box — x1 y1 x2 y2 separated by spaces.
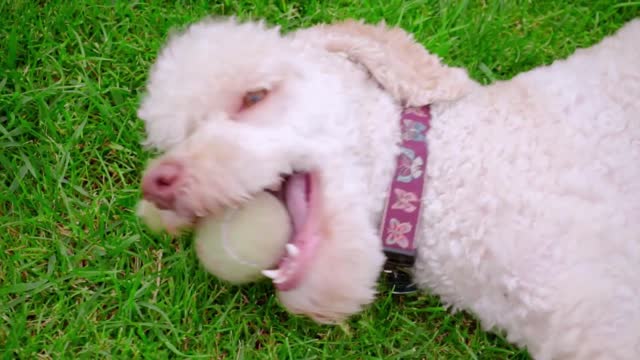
1 0 638 358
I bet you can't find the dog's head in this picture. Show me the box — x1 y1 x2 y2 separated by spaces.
137 17 471 323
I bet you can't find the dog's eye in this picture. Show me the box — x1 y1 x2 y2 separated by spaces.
242 89 268 108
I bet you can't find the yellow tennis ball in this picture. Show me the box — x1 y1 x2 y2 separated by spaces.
194 191 291 284
137 199 166 233
137 199 191 234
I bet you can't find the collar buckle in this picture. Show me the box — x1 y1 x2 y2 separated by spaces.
383 251 417 294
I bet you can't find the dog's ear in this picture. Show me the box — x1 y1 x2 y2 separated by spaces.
294 19 473 106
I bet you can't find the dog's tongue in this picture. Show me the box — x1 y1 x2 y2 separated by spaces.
273 172 320 291
285 173 309 232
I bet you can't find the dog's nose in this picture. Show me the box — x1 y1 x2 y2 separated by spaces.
142 161 183 210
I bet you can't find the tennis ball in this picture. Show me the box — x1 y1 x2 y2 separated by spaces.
137 199 166 233
194 191 291 284
137 199 191 234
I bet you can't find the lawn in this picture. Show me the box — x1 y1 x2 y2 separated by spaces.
1 0 638 359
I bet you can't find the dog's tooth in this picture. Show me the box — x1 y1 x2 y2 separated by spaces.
261 269 282 280
286 244 300 257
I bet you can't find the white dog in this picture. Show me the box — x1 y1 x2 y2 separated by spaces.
136 17 640 359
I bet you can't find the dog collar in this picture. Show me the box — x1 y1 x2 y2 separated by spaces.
380 105 431 293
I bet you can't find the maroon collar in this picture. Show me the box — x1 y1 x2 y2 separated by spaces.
380 105 431 293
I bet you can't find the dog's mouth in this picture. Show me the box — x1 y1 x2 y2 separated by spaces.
263 172 322 291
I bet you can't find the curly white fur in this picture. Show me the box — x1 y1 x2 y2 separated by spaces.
137 17 640 359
